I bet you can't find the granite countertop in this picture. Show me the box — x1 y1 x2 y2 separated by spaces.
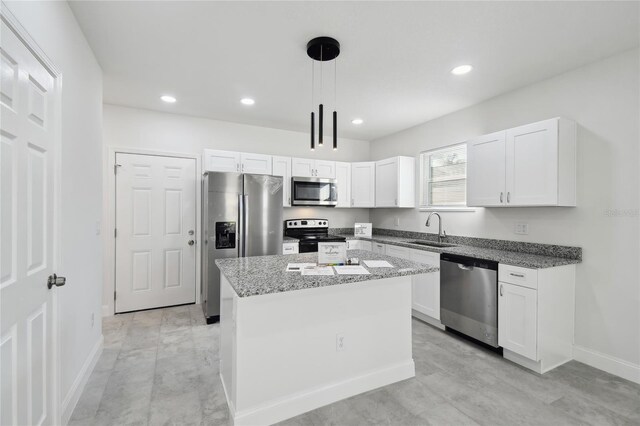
339 234 581 269
216 249 438 298
283 236 299 242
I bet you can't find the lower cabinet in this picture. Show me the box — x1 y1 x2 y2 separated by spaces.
497 263 575 374
498 282 537 360
282 242 299 255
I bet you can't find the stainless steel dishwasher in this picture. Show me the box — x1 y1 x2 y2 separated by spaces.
440 253 499 347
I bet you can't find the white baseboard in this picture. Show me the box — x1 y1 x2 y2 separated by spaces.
101 304 112 317
233 360 415 426
573 345 640 384
61 335 104 425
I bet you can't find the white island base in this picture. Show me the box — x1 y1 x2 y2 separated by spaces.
219 274 415 426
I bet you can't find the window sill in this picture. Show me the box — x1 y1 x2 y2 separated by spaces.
418 206 477 212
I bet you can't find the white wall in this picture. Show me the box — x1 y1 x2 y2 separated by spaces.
370 49 640 375
102 105 371 313
3 0 104 421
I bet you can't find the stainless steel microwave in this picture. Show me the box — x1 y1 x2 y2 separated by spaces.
291 177 337 206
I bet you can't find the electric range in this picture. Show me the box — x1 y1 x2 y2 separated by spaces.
284 219 346 253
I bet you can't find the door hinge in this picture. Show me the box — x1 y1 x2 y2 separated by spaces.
114 164 121 174
114 228 117 238
114 291 116 301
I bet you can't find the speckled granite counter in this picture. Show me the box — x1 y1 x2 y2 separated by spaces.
216 249 438 297
338 234 581 269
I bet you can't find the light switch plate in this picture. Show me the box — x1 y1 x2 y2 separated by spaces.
514 222 529 235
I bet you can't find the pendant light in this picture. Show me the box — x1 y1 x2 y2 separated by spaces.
307 37 340 151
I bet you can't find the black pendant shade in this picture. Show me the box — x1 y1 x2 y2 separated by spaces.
308 37 340 151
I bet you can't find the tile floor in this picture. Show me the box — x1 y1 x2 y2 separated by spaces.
70 304 640 426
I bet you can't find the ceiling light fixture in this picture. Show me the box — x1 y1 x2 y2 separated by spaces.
351 118 364 125
451 65 473 75
241 98 255 105
307 36 340 151
160 95 177 103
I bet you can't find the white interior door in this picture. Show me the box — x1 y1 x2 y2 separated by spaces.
1 19 57 426
115 153 197 313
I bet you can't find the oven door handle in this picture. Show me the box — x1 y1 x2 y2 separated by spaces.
457 264 474 271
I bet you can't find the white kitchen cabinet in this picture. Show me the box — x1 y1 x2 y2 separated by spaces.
351 162 376 207
467 118 576 207
272 156 292 207
409 249 440 321
240 153 272 175
467 131 506 207
203 150 272 175
372 242 386 254
498 263 575 374
204 149 241 172
291 158 335 178
335 161 351 208
499 282 537 360
375 156 415 208
282 242 299 255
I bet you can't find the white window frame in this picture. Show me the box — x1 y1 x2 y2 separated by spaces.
419 143 475 212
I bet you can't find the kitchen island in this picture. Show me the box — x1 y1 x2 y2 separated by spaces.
216 249 438 426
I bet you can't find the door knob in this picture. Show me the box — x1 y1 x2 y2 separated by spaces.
47 274 66 289
188 240 195 246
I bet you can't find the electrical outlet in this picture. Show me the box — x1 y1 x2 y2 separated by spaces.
91 313 95 328
336 333 345 352
394 216 400 227
514 222 529 235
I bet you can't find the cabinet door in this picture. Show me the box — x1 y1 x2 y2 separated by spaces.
351 162 376 207
240 153 272 175
372 242 386 254
385 245 410 259
467 131 506 207
272 156 292 207
376 158 398 207
291 158 314 177
335 161 351 208
505 119 558 206
410 250 440 320
204 149 241 172
498 282 537 361
315 160 336 178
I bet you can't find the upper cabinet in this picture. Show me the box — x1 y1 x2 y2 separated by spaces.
467 118 576 207
375 156 415 208
291 158 335 178
335 161 351 208
204 149 272 175
351 162 376 207
272 156 292 207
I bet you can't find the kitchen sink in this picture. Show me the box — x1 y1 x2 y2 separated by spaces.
410 240 458 248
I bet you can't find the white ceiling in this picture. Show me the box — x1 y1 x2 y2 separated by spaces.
69 1 639 141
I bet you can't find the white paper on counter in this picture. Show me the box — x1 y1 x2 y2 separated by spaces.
333 265 370 275
301 266 335 276
286 263 316 272
362 260 394 268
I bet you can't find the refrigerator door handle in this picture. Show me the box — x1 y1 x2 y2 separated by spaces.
238 194 244 257
243 194 249 257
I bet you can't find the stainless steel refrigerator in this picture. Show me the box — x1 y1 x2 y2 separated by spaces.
201 172 283 323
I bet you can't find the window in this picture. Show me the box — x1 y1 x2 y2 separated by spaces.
420 143 467 207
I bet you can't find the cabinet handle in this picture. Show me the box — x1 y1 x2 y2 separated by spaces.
500 192 503 203
394 198 397 206
351 198 354 207
236 164 240 172
510 273 524 278
500 284 503 296
242 163 245 172
288 197 291 205
507 192 511 203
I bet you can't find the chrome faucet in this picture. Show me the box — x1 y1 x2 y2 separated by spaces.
426 212 446 243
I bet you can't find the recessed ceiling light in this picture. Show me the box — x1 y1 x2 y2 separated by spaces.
241 98 255 105
160 95 176 103
351 118 364 125
451 65 473 75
